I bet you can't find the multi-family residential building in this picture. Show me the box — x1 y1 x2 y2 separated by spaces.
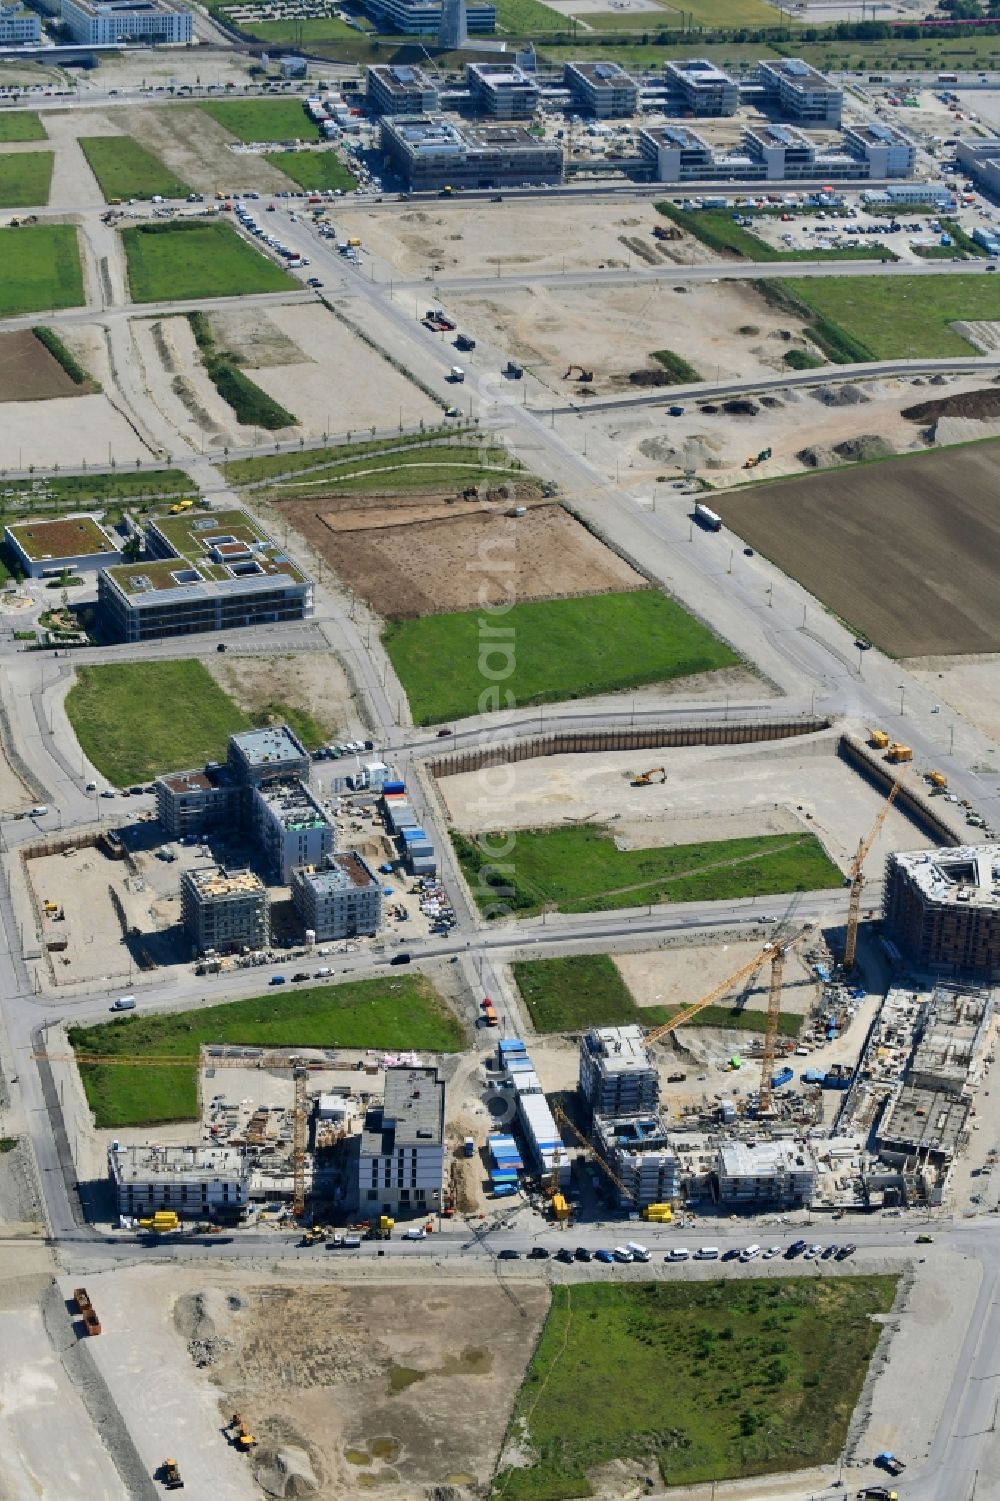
291 853 382 940
466 61 538 118
180 865 270 956
562 59 637 118
365 63 439 116
358 1066 445 1215
252 778 335 884
108 1144 250 1221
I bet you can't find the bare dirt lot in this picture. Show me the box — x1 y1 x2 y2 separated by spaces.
447 280 808 397
283 493 642 617
615 937 817 1016
713 440 1000 657
440 726 929 871
119 103 296 195
0 329 89 401
247 302 439 437
336 197 687 280
0 391 147 471
909 654 1000 742
205 649 367 741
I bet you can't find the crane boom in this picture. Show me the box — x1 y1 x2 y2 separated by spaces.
551 1103 635 1203
843 781 901 969
645 945 774 1045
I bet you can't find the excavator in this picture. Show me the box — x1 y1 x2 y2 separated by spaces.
631 767 666 787
743 447 773 470
563 364 594 382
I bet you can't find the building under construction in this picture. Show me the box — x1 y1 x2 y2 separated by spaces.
579 1025 659 1119
593 1112 679 1207
884 845 1000 978
716 1139 817 1208
108 1144 250 1222
180 865 269 956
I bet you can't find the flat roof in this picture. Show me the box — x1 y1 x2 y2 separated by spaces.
642 124 711 151
298 852 378 894
183 864 265 900
231 724 307 770
761 56 838 92
256 777 331 832
583 1025 656 1075
666 57 733 84
467 61 534 86
8 513 117 562
159 766 231 794
369 62 433 91
892 845 1000 911
110 1143 248 1183
718 1140 816 1175
567 59 634 85
361 1065 445 1155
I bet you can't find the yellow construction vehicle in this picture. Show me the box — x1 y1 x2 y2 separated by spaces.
843 781 901 969
869 729 890 750
160 1458 184 1490
550 1193 570 1221
641 1203 673 1223
138 1210 180 1233
368 1214 394 1239
631 767 666 787
226 1413 257 1452
886 743 912 764
927 770 947 789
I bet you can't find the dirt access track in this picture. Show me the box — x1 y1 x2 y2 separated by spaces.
283 492 642 617
447 280 810 397
714 439 1000 658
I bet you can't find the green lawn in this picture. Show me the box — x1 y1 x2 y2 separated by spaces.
67 975 463 1127
121 222 296 302
264 149 355 193
454 823 842 919
495 0 567 30
79 136 191 202
651 347 699 381
496 1279 898 1500
782 274 1000 360
0 151 52 208
660 0 795 22
239 14 363 41
0 469 197 519
222 429 454 486
512 954 800 1036
198 97 321 143
384 590 738 725
65 660 254 785
274 444 512 497
0 223 83 317
656 204 897 265
0 111 46 141
540 41 782 63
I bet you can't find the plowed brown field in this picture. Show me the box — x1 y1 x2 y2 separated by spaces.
714 440 1000 657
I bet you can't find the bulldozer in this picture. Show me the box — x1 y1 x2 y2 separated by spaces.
563 364 594 382
226 1413 257 1452
632 767 666 787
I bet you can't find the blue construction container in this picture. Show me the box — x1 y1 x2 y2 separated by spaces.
382 781 406 796
499 1039 526 1055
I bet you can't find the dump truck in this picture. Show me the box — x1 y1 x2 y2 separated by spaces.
886 744 912 764
161 1458 184 1490
869 729 890 750
73 1288 101 1335
482 1001 498 1027
641 1203 673 1223
226 1413 257 1451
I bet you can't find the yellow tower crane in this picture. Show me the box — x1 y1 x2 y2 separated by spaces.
551 1103 636 1204
643 941 781 1046
842 781 901 970
757 927 808 1115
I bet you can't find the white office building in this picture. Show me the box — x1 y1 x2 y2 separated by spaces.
61 0 192 44
755 57 842 127
716 1139 817 1208
109 1144 250 1221
563 59 637 118
466 61 538 118
843 121 916 178
663 57 738 116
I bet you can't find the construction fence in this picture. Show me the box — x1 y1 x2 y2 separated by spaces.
427 716 832 778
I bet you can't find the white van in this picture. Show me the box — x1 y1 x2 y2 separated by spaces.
741 1244 761 1261
30 805 48 818
667 1247 690 1261
402 1227 426 1240
110 995 136 1012
626 1241 650 1262
612 1246 633 1263
695 1247 720 1260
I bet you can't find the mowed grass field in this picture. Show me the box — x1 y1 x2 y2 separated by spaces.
715 440 1000 657
68 975 463 1127
0 110 46 141
79 136 191 201
495 0 566 31
783 273 1000 359
496 1279 898 1500
122 221 296 302
0 223 83 316
453 823 842 918
511 953 800 1036
264 149 355 192
0 151 53 208
383 591 738 725
198 97 321 142
65 660 254 784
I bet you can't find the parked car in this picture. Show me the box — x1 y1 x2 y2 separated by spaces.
837 1243 858 1259
556 1247 574 1263
786 1239 808 1258
528 1246 550 1260
497 1247 520 1260
594 1248 615 1264
821 1244 838 1260
574 1246 592 1262
269 975 286 985
803 1244 824 1260
721 1248 741 1261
